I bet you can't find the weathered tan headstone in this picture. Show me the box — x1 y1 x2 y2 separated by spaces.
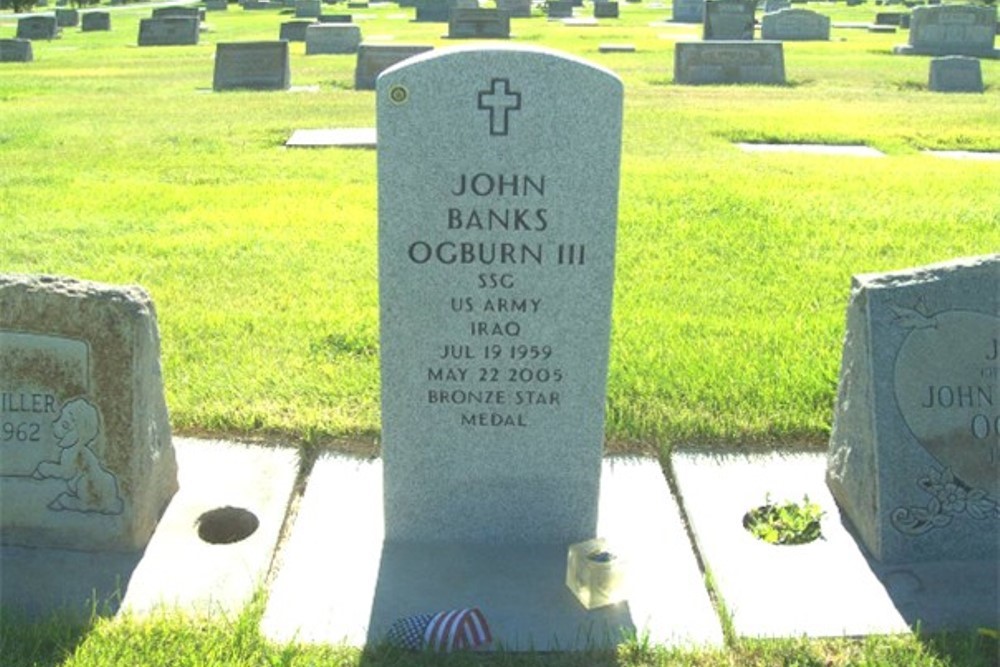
0 275 178 552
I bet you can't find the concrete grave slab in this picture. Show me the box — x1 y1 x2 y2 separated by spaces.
673 450 999 635
285 127 377 147
262 455 723 649
1 438 296 620
923 150 1000 161
736 143 884 156
118 438 298 617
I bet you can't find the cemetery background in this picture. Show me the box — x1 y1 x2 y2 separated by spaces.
1 0 999 664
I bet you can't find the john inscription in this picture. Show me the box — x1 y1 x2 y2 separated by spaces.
416 170 581 429
893 308 999 491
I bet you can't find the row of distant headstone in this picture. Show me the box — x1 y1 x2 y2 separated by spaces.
6 0 997 93
673 1 996 91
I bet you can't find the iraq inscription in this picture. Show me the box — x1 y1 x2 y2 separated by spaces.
826 255 999 563
378 45 622 544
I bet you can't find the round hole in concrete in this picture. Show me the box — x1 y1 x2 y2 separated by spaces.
197 506 259 545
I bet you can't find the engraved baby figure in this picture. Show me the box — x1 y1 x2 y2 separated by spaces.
32 398 124 515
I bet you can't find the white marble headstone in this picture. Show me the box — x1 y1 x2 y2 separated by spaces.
377 45 622 544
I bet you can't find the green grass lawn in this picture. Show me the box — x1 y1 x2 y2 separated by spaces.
2 0 997 453
1 1 999 664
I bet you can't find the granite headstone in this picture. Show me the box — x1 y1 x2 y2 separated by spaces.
703 0 756 40
353 43 433 90
0 38 33 62
80 11 111 31
305 23 362 53
54 8 78 27
894 5 998 58
928 55 984 93
547 0 574 18
280 20 314 41
377 45 622 544
0 275 179 552
138 17 199 46
760 8 830 40
675 41 785 84
672 0 704 23
497 0 531 18
213 41 291 91
447 8 511 38
593 1 619 19
295 0 322 17
826 255 999 563
16 15 60 40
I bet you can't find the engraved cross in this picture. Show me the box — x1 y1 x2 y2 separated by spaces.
477 78 521 137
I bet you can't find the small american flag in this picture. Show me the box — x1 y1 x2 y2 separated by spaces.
386 607 492 652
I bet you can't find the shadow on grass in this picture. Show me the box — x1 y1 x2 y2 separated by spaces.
0 605 96 667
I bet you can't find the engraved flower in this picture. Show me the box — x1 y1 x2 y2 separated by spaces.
922 469 968 515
